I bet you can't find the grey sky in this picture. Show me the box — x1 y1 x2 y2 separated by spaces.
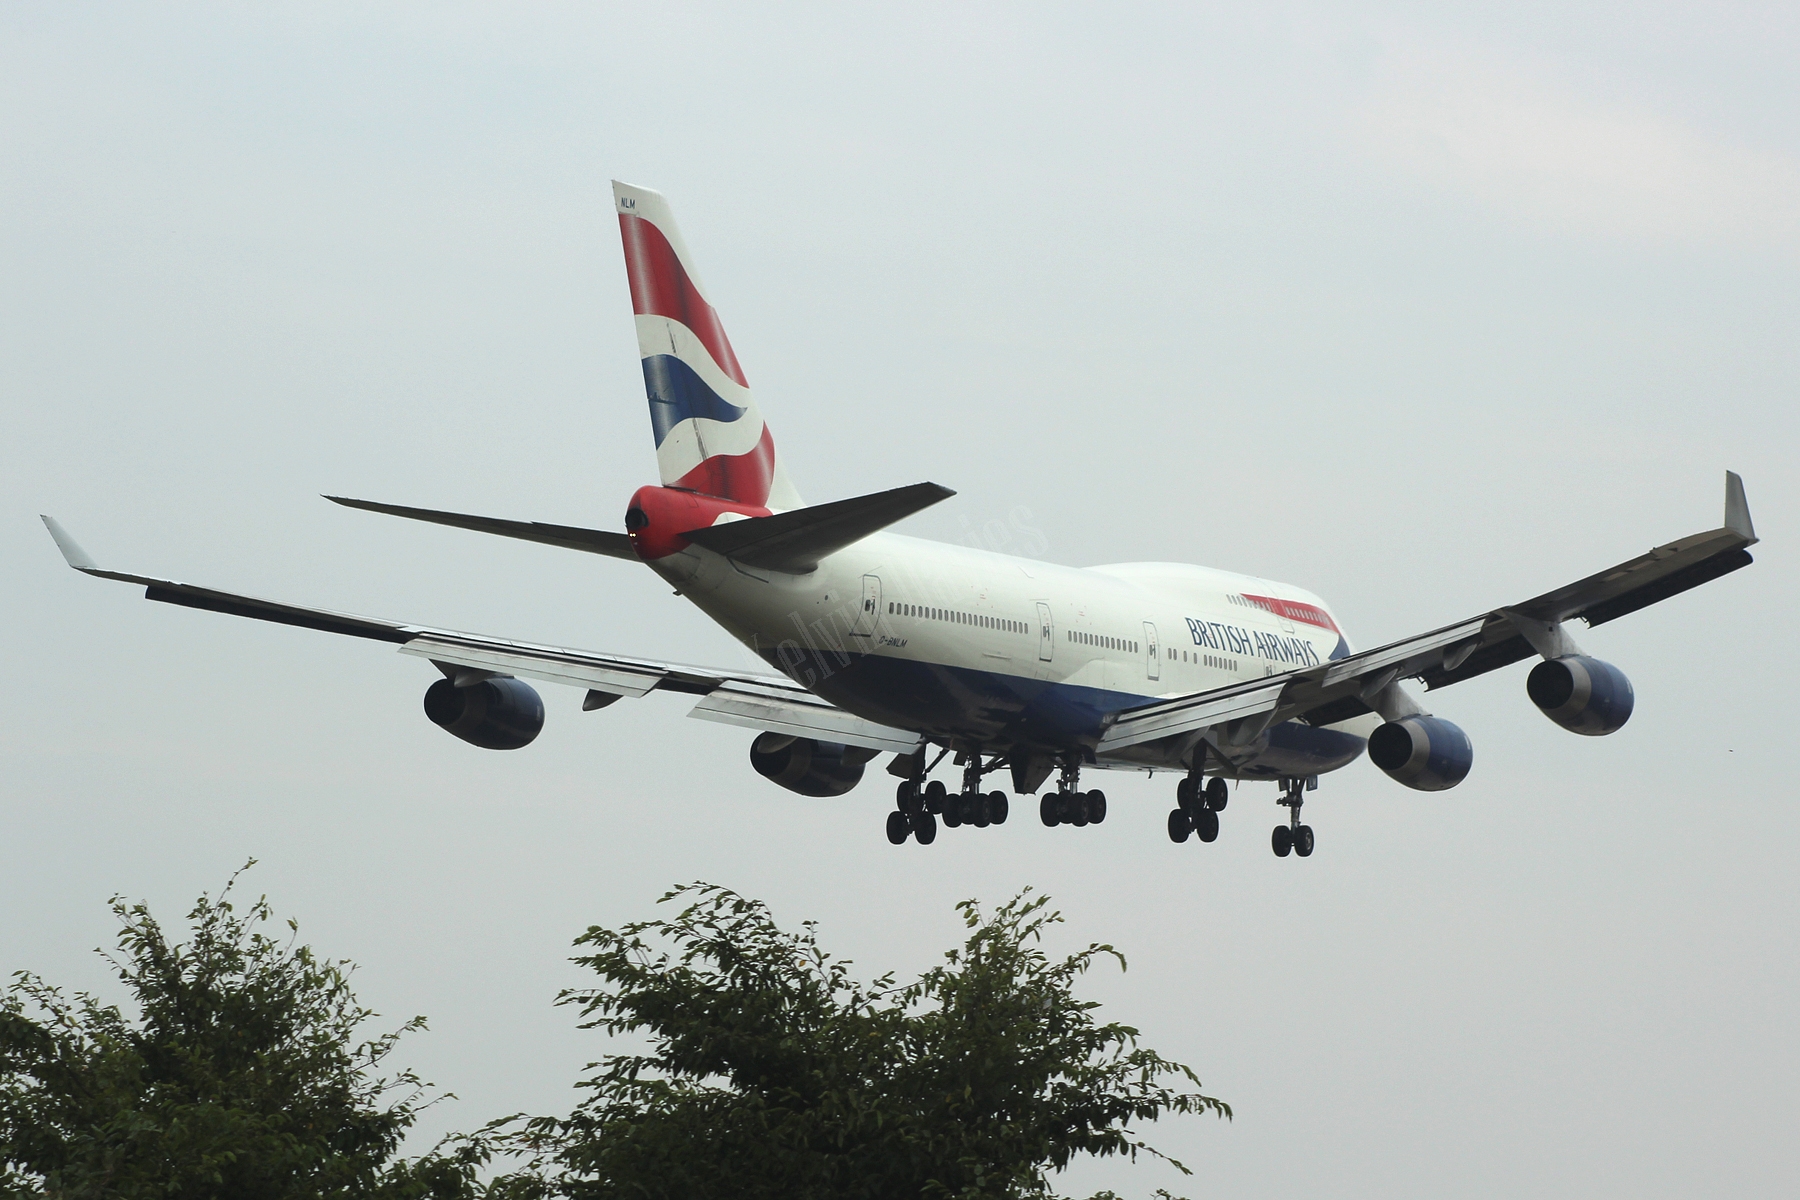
3 3 1795 1195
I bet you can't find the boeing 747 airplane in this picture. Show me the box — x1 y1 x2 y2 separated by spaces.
43 182 1759 855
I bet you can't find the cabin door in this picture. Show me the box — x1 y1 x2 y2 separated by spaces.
852 575 882 638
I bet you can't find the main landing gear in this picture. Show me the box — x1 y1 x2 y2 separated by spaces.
1039 756 1106 829
1270 775 1316 858
1167 774 1229 844
888 754 1010 845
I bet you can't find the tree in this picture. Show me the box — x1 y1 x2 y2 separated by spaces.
0 864 486 1199
493 885 1227 1200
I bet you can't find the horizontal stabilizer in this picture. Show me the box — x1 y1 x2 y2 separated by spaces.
325 496 637 560
681 482 954 573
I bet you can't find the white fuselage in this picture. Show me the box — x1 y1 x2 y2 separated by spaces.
643 530 1379 780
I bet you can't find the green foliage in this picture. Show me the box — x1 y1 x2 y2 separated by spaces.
0 864 487 1199
492 885 1227 1200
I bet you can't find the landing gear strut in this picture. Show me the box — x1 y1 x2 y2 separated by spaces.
956 755 1009 827
891 747 949 845
889 748 1009 843
1271 775 1316 858
1040 755 1106 829
1169 750 1228 844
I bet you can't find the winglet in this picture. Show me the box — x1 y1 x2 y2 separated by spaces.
40 515 99 572
1725 471 1757 545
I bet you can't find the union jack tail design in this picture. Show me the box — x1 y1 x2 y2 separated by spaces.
613 181 802 510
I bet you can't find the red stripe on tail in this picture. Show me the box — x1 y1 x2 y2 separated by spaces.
619 213 749 388
672 425 778 506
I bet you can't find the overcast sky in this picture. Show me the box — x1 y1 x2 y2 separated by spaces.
3 3 1796 1195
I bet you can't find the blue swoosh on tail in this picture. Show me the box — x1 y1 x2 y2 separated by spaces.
644 355 748 447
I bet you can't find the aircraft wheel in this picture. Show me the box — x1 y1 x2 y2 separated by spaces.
886 811 910 844
1293 825 1315 857
988 791 1009 825
1167 808 1191 843
942 798 963 829
1176 776 1198 811
924 780 948 814
1039 793 1060 826
912 811 938 845
896 781 921 816
1086 790 1107 824
1066 793 1090 827
1206 777 1229 811
1194 809 1220 843
970 792 991 828
1271 825 1293 857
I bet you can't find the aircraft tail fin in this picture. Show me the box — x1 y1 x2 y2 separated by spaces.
613 181 802 510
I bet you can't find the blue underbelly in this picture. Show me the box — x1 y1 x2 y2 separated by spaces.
764 649 1138 746
760 650 1367 775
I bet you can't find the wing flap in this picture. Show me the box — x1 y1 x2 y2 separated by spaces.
1096 677 1290 751
689 682 923 754
398 634 670 697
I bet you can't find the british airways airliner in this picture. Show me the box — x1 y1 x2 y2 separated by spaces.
43 182 1760 856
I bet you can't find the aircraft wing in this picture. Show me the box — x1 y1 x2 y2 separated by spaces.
1097 471 1758 754
39 517 923 755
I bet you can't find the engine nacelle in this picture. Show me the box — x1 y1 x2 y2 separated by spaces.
1527 656 1634 736
423 677 544 750
1367 716 1473 792
749 733 873 797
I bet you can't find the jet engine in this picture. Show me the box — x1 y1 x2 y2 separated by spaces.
1527 656 1634 736
749 733 876 797
1367 716 1473 791
423 676 544 750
